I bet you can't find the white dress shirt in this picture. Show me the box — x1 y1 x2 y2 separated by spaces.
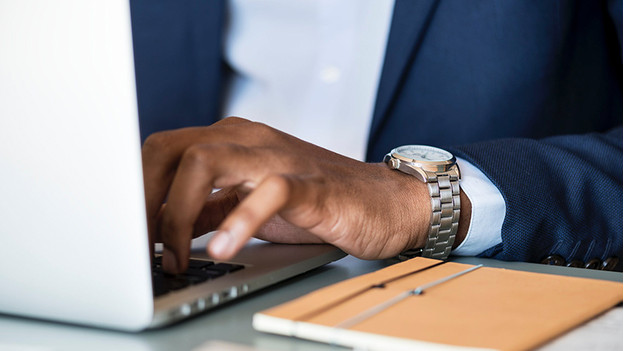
222 0 505 255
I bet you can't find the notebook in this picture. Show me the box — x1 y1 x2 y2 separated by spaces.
0 0 344 331
253 257 623 351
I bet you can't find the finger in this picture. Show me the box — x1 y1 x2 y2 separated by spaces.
142 130 190 255
192 187 240 237
152 203 166 243
159 145 226 273
141 118 253 251
152 191 238 243
160 144 267 273
208 175 296 260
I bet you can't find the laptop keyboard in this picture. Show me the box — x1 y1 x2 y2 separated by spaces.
152 256 245 297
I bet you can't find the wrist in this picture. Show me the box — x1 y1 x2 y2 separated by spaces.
374 162 431 253
396 169 471 251
397 169 433 251
382 144 466 259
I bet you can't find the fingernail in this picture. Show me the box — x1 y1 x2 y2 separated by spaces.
210 231 232 258
163 247 179 273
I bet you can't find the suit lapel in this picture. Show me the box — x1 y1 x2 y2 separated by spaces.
368 0 440 148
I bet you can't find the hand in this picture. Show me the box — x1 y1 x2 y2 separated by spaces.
142 117 469 274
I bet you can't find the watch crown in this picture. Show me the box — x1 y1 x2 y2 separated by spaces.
390 158 401 169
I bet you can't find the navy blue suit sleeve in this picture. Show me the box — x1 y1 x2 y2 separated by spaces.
448 127 622 269
445 0 623 269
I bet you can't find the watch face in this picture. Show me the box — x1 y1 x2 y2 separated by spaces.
395 145 453 162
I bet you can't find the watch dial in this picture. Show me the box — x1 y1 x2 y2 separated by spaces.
396 145 452 162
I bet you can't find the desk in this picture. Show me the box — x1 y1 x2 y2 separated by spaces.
0 256 621 351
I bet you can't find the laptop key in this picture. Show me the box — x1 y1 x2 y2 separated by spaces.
152 274 169 297
184 268 225 280
187 260 214 269
206 263 245 274
152 274 190 297
179 274 209 285
151 258 245 297
163 275 190 290
152 256 214 269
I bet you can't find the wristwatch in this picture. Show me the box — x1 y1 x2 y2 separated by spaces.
384 145 461 260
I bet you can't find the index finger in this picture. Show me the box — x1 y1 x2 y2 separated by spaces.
209 174 313 260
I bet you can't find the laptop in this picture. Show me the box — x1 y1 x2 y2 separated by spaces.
0 0 345 331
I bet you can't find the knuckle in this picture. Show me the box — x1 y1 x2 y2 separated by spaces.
219 116 249 125
142 130 175 154
215 118 278 143
180 144 213 168
250 121 273 135
236 120 275 140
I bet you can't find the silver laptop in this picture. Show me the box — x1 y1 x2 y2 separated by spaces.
0 0 345 331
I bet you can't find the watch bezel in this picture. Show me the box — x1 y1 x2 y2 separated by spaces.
386 145 457 174
394 145 453 162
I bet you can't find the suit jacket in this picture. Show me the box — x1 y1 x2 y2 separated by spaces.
129 0 623 269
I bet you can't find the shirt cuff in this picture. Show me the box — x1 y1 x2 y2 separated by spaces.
451 157 506 256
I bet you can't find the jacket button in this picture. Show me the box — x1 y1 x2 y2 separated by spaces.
601 257 620 271
585 258 601 270
566 260 584 268
541 255 565 266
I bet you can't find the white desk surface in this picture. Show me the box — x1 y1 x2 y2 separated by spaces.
0 255 621 351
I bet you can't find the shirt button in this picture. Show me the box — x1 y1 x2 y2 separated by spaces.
541 255 565 266
566 260 584 268
584 258 601 270
601 257 620 271
320 66 341 83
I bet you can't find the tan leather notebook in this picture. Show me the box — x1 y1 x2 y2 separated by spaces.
253 258 622 351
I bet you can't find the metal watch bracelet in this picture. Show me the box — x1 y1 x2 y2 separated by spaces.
398 172 461 261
